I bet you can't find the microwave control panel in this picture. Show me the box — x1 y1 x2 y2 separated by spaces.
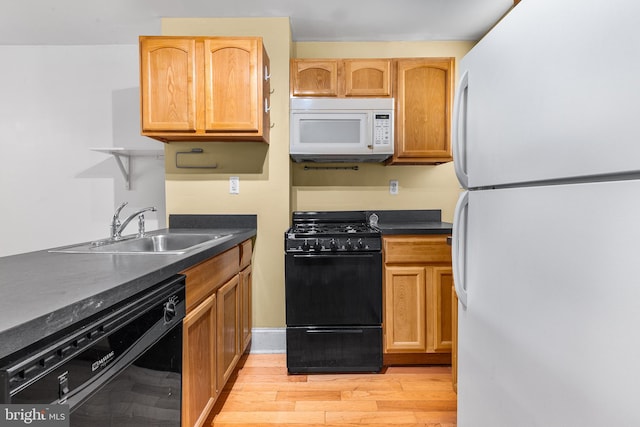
373 113 392 147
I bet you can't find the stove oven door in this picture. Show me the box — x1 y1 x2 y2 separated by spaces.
285 252 382 326
285 251 382 373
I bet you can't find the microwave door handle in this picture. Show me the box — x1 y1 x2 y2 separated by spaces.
368 113 373 150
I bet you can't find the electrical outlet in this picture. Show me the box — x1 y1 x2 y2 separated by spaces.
229 176 240 194
389 179 399 195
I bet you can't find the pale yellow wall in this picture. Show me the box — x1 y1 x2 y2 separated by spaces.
161 17 291 328
291 41 474 222
159 24 472 330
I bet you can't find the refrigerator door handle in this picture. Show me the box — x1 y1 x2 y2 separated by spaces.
452 190 469 308
452 70 469 189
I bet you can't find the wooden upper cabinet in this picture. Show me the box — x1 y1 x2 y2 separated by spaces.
343 59 391 97
290 58 392 97
140 36 270 143
291 59 339 97
387 57 455 164
204 38 259 133
140 38 197 132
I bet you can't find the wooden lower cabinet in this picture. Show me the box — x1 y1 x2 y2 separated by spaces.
430 267 454 353
240 265 252 353
383 235 453 365
182 294 217 427
181 238 253 427
384 266 427 352
217 275 241 388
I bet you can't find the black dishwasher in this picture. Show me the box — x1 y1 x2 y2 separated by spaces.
0 274 185 426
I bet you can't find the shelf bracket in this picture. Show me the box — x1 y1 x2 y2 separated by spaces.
91 148 165 191
111 152 131 190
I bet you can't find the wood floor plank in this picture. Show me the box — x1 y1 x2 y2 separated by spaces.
276 390 342 401
294 400 378 412
241 380 403 392
220 390 279 402
213 399 297 412
375 399 458 412
213 411 325 424
400 380 460 391
341 389 458 401
236 374 309 384
325 411 418 424
415 411 458 424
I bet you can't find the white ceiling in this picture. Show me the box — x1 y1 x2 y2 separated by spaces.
0 0 514 45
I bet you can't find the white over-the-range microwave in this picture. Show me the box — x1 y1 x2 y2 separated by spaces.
289 98 394 162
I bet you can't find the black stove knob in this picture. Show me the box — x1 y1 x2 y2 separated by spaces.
314 239 322 251
345 238 353 250
302 239 310 251
357 238 365 249
329 238 338 251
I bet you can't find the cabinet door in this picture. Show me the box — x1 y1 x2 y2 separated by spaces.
261 47 271 142
390 58 454 164
427 266 454 353
217 275 241 388
384 266 427 353
290 59 339 97
183 294 216 427
204 39 260 133
344 59 392 97
240 265 252 353
140 37 197 132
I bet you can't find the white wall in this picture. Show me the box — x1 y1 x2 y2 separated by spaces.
0 45 166 257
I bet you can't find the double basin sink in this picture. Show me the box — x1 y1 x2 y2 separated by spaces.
50 232 232 255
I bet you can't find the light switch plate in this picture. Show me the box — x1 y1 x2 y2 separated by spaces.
389 179 399 195
229 176 240 194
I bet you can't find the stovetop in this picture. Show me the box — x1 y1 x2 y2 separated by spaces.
288 222 377 236
285 211 381 253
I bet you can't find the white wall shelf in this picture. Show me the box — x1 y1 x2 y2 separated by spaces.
91 147 164 190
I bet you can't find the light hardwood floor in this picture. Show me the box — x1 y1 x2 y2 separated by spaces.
208 353 457 426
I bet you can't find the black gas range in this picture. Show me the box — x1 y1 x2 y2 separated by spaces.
284 211 382 374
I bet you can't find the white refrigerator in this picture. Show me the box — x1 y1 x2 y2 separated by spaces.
451 0 640 426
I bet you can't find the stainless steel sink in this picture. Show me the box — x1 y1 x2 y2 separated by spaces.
50 233 232 255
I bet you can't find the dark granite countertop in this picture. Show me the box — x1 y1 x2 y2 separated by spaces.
0 214 256 361
366 209 453 235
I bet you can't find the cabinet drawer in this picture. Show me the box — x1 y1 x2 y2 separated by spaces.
383 236 452 264
182 246 239 311
240 239 252 270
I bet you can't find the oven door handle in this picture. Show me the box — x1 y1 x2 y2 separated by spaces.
290 253 378 259
306 329 364 334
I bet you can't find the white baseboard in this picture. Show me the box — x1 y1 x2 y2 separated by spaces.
248 327 286 354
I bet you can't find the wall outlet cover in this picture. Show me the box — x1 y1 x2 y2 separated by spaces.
229 176 240 194
389 179 399 195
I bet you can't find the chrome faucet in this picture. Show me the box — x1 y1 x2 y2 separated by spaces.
110 202 157 240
